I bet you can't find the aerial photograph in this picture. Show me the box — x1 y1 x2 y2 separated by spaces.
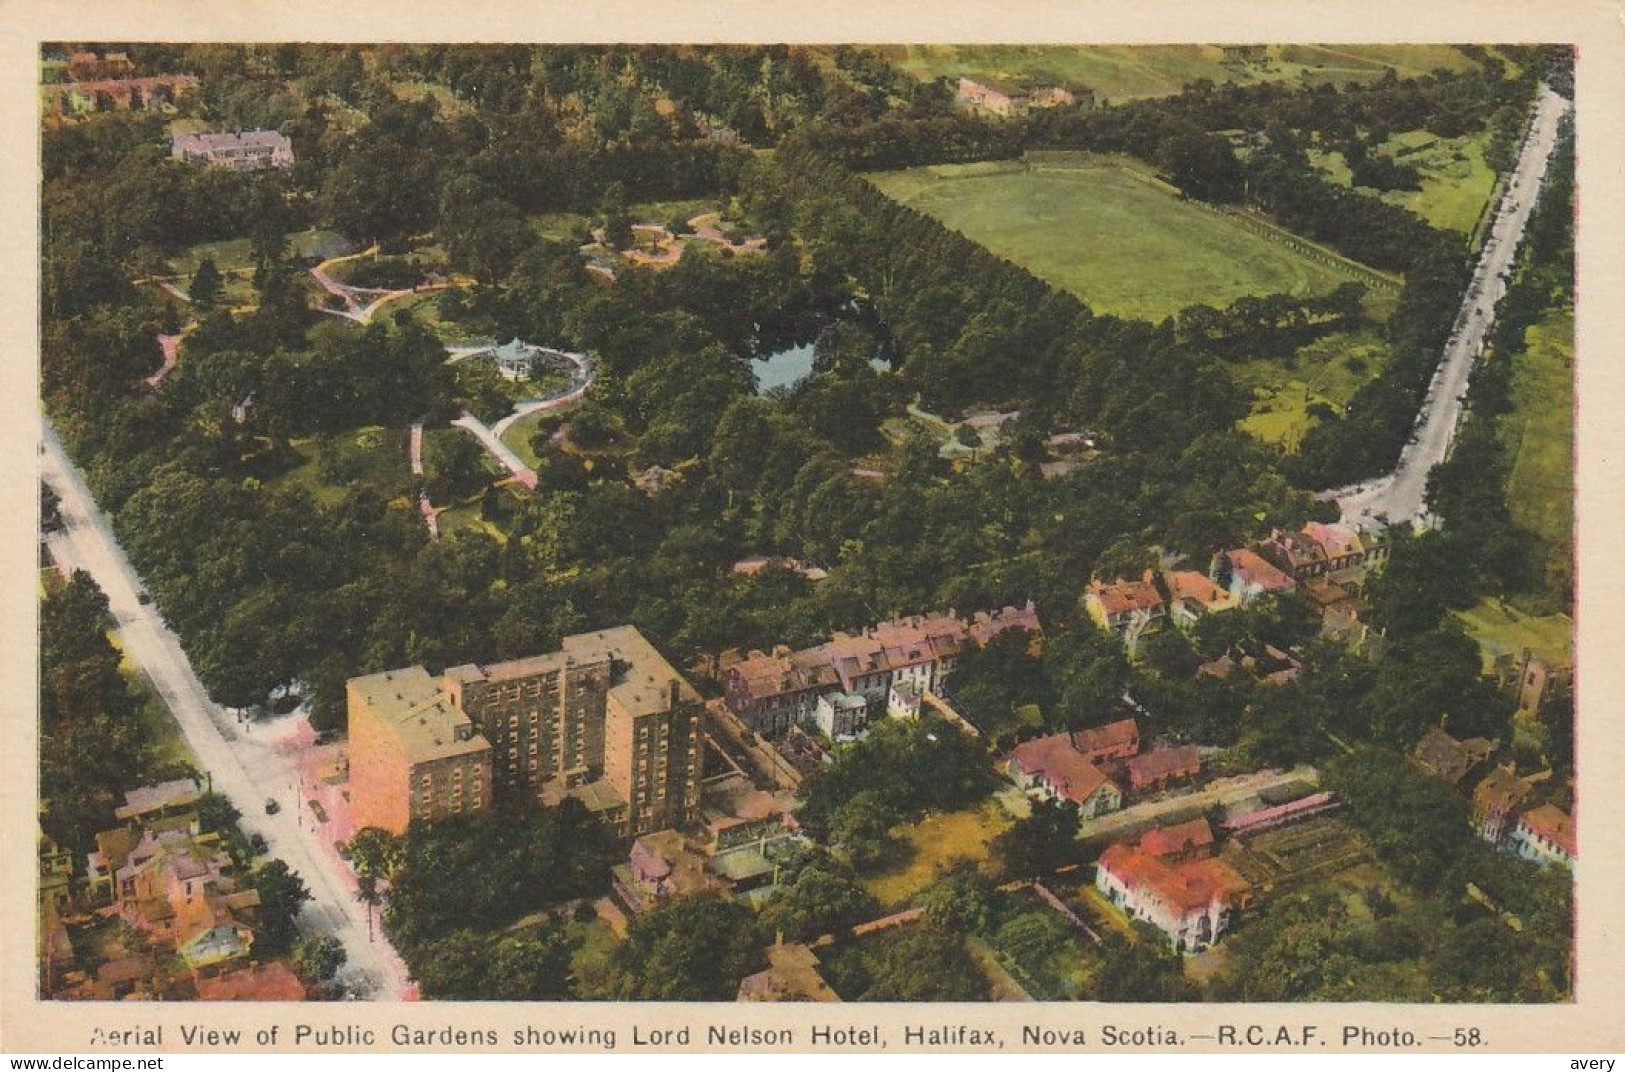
37 43 1574 1004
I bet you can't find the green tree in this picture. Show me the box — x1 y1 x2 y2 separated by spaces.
990 797 1080 879
599 897 765 1000
292 935 346 986
251 859 312 957
190 256 223 306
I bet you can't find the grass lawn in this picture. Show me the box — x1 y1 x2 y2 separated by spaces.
169 228 353 277
109 638 198 773
868 155 1382 322
1235 329 1392 449
528 197 718 243
886 44 1480 103
861 798 1011 908
1453 597 1573 671
382 290 489 344
268 426 414 510
1313 130 1500 235
498 408 569 470
1502 306 1574 600
564 918 619 980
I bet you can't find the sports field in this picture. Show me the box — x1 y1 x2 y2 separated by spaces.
886 44 1481 103
869 156 1381 322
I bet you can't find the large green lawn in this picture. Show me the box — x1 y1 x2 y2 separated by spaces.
1312 129 1500 235
1454 597 1572 672
1502 306 1574 603
1236 329 1392 449
868 156 1381 322
886 44 1481 103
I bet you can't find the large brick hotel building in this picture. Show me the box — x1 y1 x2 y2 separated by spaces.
348 626 703 838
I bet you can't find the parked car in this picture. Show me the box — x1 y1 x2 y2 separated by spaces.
264 798 280 815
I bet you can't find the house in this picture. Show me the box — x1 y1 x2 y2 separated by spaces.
1095 843 1251 952
115 778 202 822
723 603 1041 731
1008 734 1122 818
1413 726 1496 786
1125 745 1202 793
956 77 1019 116
1138 818 1214 863
722 648 840 735
738 941 841 1002
1196 643 1302 686
1471 767 1532 845
1164 569 1235 628
1508 804 1575 868
194 961 308 1002
1070 718 1140 764
814 690 870 742
1214 548 1297 605
1492 648 1573 724
171 129 294 171
613 830 721 914
1084 573 1165 652
887 681 923 720
1026 86 1076 108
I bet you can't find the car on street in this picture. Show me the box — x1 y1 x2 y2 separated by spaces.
264 798 280 815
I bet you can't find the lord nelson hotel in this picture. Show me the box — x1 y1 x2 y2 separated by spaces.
347 626 703 839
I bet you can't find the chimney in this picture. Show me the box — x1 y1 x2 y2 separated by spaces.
669 678 681 711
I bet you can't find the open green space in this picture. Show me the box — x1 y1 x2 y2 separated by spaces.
868 156 1382 322
860 798 1010 909
1502 306 1574 597
169 228 353 277
1311 130 1500 235
266 426 413 509
498 409 567 471
1454 597 1573 672
527 198 717 244
887 44 1480 103
1235 329 1392 449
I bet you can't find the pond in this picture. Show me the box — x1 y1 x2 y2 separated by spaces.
751 340 890 395
752 340 817 393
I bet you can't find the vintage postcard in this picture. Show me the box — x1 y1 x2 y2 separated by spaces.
5 0 1624 1059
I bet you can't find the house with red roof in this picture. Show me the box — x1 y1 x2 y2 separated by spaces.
1070 718 1140 764
1095 842 1251 952
1125 745 1202 793
1008 733 1122 818
1084 573 1166 653
1214 548 1297 605
1164 569 1236 628
195 960 308 1002
1471 766 1532 845
1508 804 1575 868
1138 818 1214 863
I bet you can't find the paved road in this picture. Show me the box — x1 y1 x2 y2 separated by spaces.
1331 85 1571 530
1077 765 1319 843
41 421 412 1000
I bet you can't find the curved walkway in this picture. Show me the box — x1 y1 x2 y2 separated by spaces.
439 345 594 496
310 247 454 325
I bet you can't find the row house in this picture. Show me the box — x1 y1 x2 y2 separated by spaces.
814 690 870 742
1095 842 1251 953
722 603 1041 733
1008 733 1123 818
721 648 839 736
1255 522 1387 583
1508 804 1575 869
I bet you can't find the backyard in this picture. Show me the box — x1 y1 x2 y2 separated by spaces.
867 155 1385 322
861 799 1011 908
